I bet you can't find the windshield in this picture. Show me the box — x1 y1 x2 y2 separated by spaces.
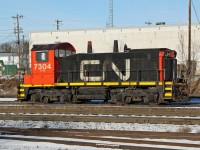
36 51 48 62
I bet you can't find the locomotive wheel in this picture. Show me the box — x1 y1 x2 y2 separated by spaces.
43 96 49 103
59 95 69 102
59 95 65 102
110 96 117 104
72 95 78 103
143 97 149 104
124 96 132 104
30 94 40 102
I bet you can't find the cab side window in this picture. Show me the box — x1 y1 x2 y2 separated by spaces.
55 49 65 58
59 50 66 57
36 51 48 62
55 49 59 58
54 49 74 58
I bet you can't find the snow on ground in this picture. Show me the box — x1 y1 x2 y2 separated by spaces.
0 99 199 149
1 135 200 150
0 120 200 133
0 98 16 101
0 139 113 150
99 136 200 145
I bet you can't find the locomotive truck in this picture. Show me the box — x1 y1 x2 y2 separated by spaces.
18 42 189 104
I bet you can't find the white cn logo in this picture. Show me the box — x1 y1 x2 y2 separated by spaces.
80 59 130 81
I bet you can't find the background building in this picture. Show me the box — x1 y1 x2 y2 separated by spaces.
29 24 200 75
0 53 18 76
0 52 18 66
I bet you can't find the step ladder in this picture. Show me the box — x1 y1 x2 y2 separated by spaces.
163 81 173 99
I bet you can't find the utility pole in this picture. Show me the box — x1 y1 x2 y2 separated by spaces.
55 20 62 30
188 0 191 79
108 0 113 27
22 35 25 69
12 14 23 69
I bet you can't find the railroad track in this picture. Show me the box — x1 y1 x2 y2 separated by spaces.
1 128 200 150
0 104 200 126
1 102 200 149
1 113 200 125
0 105 200 116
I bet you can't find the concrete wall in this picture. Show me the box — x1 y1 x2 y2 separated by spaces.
30 24 200 65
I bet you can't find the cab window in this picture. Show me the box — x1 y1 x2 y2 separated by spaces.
55 49 59 58
59 50 65 57
36 51 48 62
55 49 74 58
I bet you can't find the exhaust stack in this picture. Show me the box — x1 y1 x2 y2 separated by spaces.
113 40 118 53
87 41 93 53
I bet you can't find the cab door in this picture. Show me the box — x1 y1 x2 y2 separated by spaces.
30 49 55 84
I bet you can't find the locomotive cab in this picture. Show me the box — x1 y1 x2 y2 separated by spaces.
23 43 76 85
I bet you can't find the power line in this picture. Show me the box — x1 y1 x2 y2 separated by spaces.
0 32 14 35
24 18 54 26
0 32 14 43
0 29 13 32
0 17 11 19
191 0 200 24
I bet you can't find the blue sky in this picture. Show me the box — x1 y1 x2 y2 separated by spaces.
0 0 199 43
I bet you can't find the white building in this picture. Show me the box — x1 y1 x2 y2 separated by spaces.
30 24 200 54
29 24 200 72
0 52 19 66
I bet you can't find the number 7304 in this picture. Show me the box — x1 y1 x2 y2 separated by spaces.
34 63 51 70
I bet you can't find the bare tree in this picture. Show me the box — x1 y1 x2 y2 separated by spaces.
177 30 200 95
0 43 13 53
177 30 187 63
0 41 19 53
177 30 187 79
21 40 29 69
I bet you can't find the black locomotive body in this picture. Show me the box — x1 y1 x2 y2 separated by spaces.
58 49 176 82
18 43 189 104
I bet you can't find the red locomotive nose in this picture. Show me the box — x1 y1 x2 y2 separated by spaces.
24 43 76 85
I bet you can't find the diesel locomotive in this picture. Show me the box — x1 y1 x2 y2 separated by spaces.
18 42 189 104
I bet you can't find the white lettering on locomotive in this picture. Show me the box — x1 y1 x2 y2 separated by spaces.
34 63 51 71
80 60 104 81
111 59 130 81
80 59 130 81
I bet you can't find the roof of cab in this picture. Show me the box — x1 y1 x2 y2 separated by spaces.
32 42 76 52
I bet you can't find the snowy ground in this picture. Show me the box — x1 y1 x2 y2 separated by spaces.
0 98 16 101
1 120 200 149
0 139 114 150
0 120 200 133
1 135 200 150
1 97 200 149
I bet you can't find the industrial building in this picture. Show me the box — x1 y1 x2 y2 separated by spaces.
29 24 200 75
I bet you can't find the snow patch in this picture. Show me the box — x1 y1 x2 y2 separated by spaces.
0 120 200 133
0 139 112 150
0 98 16 101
